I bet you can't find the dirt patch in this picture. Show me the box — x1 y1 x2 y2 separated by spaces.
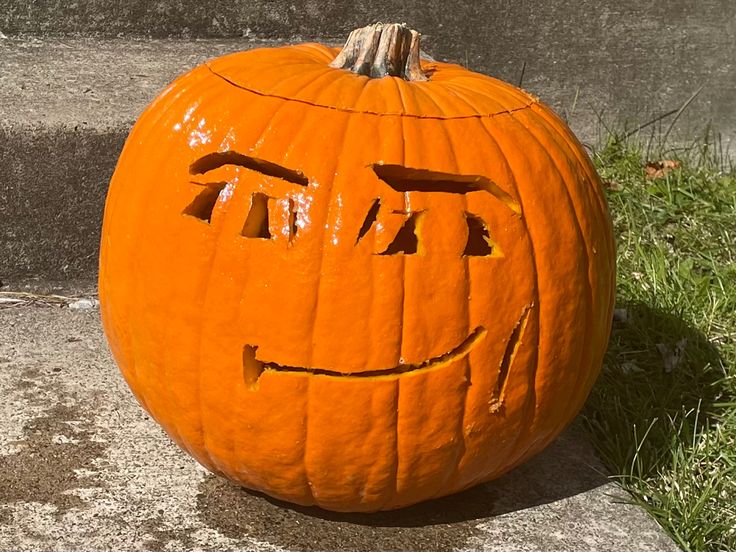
0 402 105 515
140 513 197 552
0 363 107 517
13 367 42 391
0 507 11 525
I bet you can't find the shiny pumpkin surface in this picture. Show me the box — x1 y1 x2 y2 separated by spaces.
99 43 616 512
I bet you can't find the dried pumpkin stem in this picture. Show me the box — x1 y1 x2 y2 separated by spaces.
329 22 428 81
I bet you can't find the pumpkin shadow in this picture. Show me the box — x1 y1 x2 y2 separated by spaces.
196 421 608 551
583 301 728 484
195 301 726 551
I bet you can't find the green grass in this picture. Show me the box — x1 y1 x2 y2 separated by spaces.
583 133 736 551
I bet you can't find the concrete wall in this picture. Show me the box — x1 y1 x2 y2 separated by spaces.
1 1 733 283
3 0 735 147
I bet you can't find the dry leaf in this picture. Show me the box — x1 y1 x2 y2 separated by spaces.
621 362 643 375
645 159 680 179
603 179 623 191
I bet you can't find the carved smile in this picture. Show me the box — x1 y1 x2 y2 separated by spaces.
243 326 488 387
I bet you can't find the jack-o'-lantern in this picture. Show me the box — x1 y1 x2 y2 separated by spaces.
99 23 616 512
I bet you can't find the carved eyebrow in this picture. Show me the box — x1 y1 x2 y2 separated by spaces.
371 164 521 214
190 151 309 186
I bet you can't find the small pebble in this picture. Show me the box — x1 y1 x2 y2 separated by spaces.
68 298 100 310
613 308 628 323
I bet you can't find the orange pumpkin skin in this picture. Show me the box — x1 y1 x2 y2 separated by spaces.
99 42 615 512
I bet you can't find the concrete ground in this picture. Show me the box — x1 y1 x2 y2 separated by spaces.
0 297 680 552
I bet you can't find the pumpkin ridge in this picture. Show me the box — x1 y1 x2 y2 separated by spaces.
283 60 365 113
523 107 614 427
457 204 471 486
513 115 596 428
121 92 195 449
127 71 222 460
531 105 617 403
233 101 321 501
407 77 461 125
416 80 486 120
445 77 536 110
205 63 538 120
391 70 410 115
303 377 314 505
247 102 353 504
302 99 362 506
292 42 337 64
197 198 235 473
301 71 374 371
391 76 408 373
437 114 520 493
391 95 407 507
441 80 522 121
415 101 474 489
473 117 542 475
501 112 594 466
168 73 231 469
530 103 617 292
385 379 400 510
202 90 303 478
306 120 362 369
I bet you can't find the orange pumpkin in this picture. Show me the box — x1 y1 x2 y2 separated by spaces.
99 23 615 512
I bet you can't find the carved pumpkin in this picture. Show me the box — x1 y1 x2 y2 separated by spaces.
99 23 615 512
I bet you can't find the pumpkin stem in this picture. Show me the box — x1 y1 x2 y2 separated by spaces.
329 23 428 81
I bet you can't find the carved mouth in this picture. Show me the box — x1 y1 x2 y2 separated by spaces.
243 326 487 387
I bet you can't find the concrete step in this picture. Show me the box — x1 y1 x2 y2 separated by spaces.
1 38 265 286
0 300 680 552
1 34 733 286
2 1 732 139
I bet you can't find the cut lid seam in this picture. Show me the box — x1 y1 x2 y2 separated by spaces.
206 63 537 120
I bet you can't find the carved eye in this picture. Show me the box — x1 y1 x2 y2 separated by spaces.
356 198 381 244
356 200 423 256
378 211 422 256
183 183 228 223
463 212 494 257
240 194 301 243
365 163 514 257
242 192 272 239
185 151 308 240
287 198 298 243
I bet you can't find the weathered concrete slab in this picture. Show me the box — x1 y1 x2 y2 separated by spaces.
0 38 264 283
0 38 273 128
2 30 733 283
2 0 734 142
0 301 680 551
